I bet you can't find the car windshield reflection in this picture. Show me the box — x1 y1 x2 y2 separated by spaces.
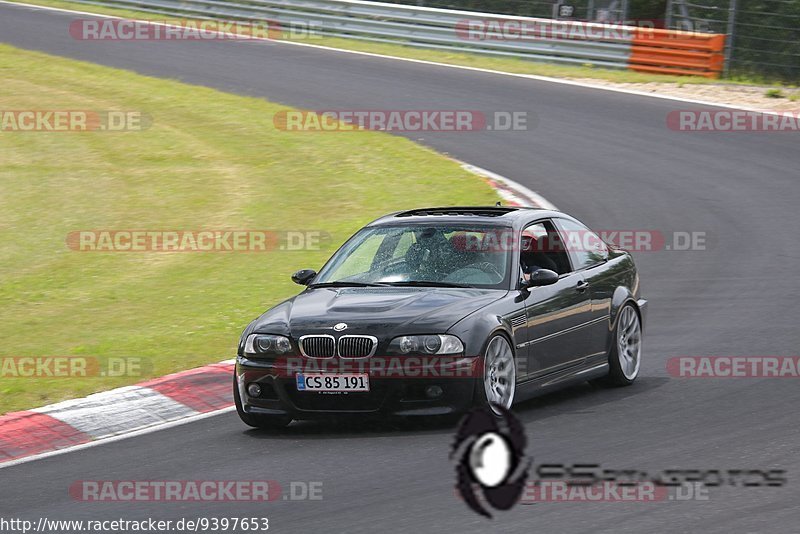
313 225 512 289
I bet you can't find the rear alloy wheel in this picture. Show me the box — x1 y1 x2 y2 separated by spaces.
233 374 292 429
481 335 516 415
605 304 642 386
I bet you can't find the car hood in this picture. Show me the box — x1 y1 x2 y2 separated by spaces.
250 286 506 338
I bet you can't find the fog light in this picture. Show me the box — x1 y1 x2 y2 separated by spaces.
247 383 262 398
425 385 443 399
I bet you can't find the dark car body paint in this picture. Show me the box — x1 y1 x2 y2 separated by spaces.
236 208 646 419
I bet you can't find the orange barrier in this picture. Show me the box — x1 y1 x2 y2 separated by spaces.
630 28 726 78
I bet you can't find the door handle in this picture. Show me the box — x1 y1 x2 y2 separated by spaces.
575 280 589 292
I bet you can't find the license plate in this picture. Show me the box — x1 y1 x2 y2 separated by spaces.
296 373 370 392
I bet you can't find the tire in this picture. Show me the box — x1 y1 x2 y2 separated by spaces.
598 303 642 387
233 374 292 429
476 334 517 416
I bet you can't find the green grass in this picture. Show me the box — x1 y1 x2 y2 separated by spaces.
0 43 498 413
7 0 734 85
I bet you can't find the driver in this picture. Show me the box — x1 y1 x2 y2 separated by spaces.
520 235 557 280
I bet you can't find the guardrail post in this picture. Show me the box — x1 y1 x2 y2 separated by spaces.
665 0 673 29
723 0 737 77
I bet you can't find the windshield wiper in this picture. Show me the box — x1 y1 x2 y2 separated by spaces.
308 281 387 288
379 281 471 288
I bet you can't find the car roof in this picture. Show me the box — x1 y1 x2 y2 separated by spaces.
367 206 569 228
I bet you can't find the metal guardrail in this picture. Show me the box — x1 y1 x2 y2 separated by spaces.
66 0 635 68
66 0 725 76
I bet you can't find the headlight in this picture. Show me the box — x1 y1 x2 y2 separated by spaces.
244 334 293 357
388 334 464 355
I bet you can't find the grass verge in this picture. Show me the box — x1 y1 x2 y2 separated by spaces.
0 43 498 413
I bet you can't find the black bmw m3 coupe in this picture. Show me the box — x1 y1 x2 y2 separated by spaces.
234 206 647 428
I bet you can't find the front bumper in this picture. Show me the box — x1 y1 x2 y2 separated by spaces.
235 355 478 419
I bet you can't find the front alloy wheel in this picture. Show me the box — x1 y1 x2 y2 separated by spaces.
481 335 516 415
605 304 642 386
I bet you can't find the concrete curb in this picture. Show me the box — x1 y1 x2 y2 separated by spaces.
0 360 235 466
459 162 557 210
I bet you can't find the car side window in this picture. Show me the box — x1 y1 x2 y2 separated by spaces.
554 218 608 271
520 220 572 275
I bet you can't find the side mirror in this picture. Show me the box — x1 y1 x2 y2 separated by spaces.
291 269 317 286
521 269 559 289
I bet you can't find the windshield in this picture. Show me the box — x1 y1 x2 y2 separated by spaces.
313 225 512 289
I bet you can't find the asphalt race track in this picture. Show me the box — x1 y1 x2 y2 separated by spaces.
1 3 799 532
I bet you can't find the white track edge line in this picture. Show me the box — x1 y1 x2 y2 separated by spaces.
0 0 787 115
